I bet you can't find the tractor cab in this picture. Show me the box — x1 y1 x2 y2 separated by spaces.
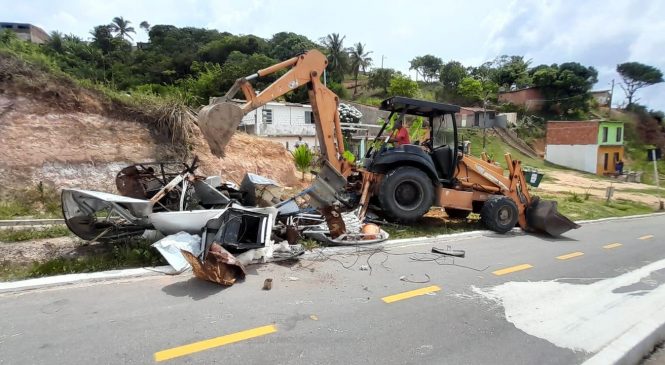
364 96 461 186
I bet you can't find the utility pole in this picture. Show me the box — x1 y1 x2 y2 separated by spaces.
381 55 386 69
652 148 664 211
608 79 615 113
482 99 487 151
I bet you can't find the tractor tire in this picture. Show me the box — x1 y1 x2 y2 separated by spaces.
378 166 434 223
444 208 471 219
480 196 519 234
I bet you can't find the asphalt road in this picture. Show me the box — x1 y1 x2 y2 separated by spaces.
1 214 663 365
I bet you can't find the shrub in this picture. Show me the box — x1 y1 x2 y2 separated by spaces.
291 144 314 181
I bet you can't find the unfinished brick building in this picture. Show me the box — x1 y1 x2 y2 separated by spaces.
545 120 624 175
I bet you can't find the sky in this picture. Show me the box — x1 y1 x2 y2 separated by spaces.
4 0 665 110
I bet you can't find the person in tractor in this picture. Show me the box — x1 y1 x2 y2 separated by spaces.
389 119 410 146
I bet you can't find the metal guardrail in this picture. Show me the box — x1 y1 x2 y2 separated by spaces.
0 219 65 227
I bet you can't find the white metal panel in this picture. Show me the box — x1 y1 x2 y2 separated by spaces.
545 144 598 173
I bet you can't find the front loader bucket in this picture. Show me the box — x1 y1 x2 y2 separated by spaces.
526 196 580 237
197 102 245 156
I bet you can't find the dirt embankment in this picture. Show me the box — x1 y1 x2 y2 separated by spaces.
0 72 299 195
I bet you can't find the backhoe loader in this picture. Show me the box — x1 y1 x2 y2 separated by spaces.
197 49 579 237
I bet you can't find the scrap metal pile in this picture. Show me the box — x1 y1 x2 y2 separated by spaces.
61 157 388 286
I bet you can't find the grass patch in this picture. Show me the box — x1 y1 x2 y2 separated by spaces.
0 238 166 281
300 238 321 251
0 183 62 219
383 215 483 240
0 226 71 242
539 192 654 221
619 187 665 196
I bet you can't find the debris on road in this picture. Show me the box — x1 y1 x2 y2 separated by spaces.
151 232 202 272
431 247 466 258
61 156 390 287
182 243 246 286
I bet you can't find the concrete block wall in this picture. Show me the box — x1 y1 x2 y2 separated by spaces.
546 121 599 145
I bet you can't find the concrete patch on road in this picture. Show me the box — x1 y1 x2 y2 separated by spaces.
474 258 665 355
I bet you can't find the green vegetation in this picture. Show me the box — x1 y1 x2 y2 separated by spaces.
531 62 598 118
539 193 653 221
388 74 419 97
0 238 165 281
616 62 664 107
292 144 314 181
409 54 443 83
383 217 482 240
349 42 372 96
0 183 62 219
0 226 71 242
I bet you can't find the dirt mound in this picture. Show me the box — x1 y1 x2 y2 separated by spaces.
193 129 299 186
0 53 299 194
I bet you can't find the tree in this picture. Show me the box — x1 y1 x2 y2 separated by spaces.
89 25 114 54
139 21 150 34
439 61 467 90
320 33 348 83
268 32 318 60
532 62 598 116
458 77 497 103
368 68 396 94
388 75 419 97
349 42 372 96
110 16 136 41
617 62 664 107
45 31 64 53
409 55 442 82
493 55 532 89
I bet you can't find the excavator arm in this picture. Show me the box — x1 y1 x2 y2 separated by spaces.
198 50 351 176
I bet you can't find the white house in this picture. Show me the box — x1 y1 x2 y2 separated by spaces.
237 101 317 150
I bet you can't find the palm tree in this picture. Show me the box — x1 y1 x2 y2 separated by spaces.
139 21 150 33
109 16 135 41
320 33 348 83
46 31 64 53
349 43 373 96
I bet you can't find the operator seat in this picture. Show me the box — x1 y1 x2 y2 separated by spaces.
432 145 453 180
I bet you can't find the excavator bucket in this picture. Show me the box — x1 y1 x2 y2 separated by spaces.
525 196 580 237
197 102 245 156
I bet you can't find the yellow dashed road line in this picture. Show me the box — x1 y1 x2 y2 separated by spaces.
603 243 622 249
492 264 533 276
639 235 654 240
556 251 584 260
154 324 277 362
381 285 441 303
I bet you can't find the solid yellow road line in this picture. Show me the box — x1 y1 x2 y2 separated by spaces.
154 324 277 362
492 264 533 276
556 251 584 260
603 243 622 249
381 285 441 303
639 235 654 240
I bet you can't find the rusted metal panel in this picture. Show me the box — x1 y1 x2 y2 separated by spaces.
181 243 246 286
